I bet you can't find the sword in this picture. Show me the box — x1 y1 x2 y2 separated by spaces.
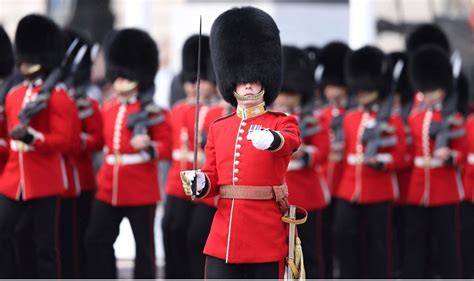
191 16 202 200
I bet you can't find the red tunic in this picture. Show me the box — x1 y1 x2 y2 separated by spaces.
464 115 474 203
96 97 172 206
407 109 466 206
0 116 9 174
286 113 330 210
165 100 194 200
73 98 103 192
0 82 75 200
61 97 82 199
200 108 301 263
319 105 346 195
335 109 407 204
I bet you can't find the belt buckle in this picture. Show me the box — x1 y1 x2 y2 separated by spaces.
114 153 122 164
423 157 431 168
17 141 24 152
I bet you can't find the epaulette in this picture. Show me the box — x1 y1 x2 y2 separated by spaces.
267 110 290 117
7 83 24 96
55 82 67 91
212 112 235 124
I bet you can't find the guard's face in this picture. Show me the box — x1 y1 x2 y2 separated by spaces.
324 85 347 102
357 90 379 106
273 93 301 113
423 89 445 106
235 81 264 108
113 77 138 95
184 79 217 100
19 62 42 78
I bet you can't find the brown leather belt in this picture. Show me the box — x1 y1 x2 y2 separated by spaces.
219 184 289 212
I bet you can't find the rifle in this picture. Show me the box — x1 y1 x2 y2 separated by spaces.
430 51 464 151
126 85 165 136
299 95 320 139
362 60 404 160
18 39 82 125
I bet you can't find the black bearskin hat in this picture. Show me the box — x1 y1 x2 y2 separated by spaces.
106 28 159 92
303 45 321 72
0 26 13 78
318 41 351 90
210 6 282 107
15 14 66 73
345 46 390 96
457 72 470 117
281 46 314 105
64 29 92 87
388 51 412 105
406 23 450 53
409 45 453 94
181 34 215 84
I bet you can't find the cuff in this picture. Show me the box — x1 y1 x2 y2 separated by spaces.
267 130 285 152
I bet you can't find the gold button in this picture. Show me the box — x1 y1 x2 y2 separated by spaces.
236 144 242 149
234 160 240 165
234 168 239 173
235 152 240 157
241 122 247 126
234 177 239 182
239 129 245 134
237 136 243 141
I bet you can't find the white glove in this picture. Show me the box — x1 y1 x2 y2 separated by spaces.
247 129 274 150
180 170 207 196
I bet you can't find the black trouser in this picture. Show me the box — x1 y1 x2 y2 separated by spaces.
205 256 282 279
333 199 392 278
187 203 216 278
322 203 334 278
401 204 462 278
0 194 61 278
161 195 194 278
85 199 156 278
461 202 474 278
297 209 326 279
60 191 93 278
392 205 406 278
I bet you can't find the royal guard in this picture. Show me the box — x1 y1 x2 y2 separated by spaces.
60 29 104 278
333 46 406 278
316 42 351 278
0 26 14 174
272 45 330 278
402 45 465 278
318 42 352 195
85 28 172 278
0 15 76 278
180 7 301 278
387 51 413 277
461 79 474 279
162 34 219 279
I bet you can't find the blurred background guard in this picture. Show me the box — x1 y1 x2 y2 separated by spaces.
402 45 465 279
0 14 76 278
316 42 352 278
333 46 406 278
85 28 172 279
161 34 219 279
60 28 104 278
0 26 14 175
386 51 413 278
272 45 331 279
